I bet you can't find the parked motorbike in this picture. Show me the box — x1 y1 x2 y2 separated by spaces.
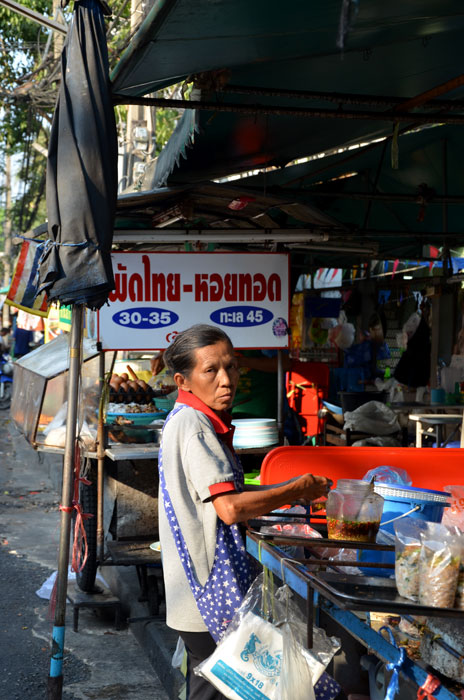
0 354 14 409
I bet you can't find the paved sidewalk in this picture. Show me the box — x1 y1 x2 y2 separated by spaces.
0 410 176 700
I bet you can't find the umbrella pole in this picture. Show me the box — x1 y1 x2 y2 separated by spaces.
48 303 84 700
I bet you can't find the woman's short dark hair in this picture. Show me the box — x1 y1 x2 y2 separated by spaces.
163 324 233 376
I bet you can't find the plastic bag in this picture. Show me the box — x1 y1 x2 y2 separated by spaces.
343 401 400 436
374 377 405 404
351 436 401 447
441 485 464 532
319 546 362 576
394 520 428 600
260 507 319 558
419 523 461 608
329 322 355 350
44 421 96 449
195 572 340 700
260 522 323 539
171 636 185 669
275 584 341 699
455 565 464 610
403 312 421 340
43 402 68 435
364 466 412 487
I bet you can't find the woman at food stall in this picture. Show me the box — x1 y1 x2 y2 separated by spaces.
159 324 331 700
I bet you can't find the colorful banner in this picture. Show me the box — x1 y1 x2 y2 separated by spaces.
5 240 49 317
98 252 289 350
58 305 72 330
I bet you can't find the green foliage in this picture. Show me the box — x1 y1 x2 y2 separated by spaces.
0 0 185 241
155 105 180 155
153 82 192 155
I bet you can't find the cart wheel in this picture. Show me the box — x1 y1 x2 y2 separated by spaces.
73 460 98 592
146 575 160 616
0 383 12 410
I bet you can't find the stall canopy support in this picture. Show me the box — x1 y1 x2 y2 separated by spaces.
47 303 84 700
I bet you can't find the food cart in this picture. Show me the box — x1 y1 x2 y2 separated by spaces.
246 530 464 699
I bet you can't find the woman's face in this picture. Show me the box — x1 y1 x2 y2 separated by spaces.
175 340 239 413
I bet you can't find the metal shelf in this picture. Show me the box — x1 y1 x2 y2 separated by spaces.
246 531 462 700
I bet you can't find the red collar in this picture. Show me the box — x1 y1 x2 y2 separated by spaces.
177 389 235 450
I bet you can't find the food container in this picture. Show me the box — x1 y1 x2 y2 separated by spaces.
326 479 384 542
418 522 461 608
393 519 428 600
455 565 464 610
373 484 450 535
359 484 451 578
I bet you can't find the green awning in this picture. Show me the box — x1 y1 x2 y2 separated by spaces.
110 1 464 265
112 0 464 98
239 125 464 260
112 1 464 187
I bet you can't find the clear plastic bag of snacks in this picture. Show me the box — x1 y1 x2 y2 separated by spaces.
394 520 428 601
419 523 461 608
441 485 464 532
455 564 464 610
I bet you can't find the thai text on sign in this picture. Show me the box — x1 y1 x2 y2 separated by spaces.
98 252 289 350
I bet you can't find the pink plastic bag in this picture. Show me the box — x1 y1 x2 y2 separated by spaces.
441 485 464 532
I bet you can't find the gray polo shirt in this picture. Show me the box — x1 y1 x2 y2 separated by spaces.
159 404 237 632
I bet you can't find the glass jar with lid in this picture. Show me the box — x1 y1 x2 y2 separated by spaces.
326 479 384 542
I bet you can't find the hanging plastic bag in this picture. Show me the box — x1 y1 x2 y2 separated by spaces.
194 573 284 700
441 485 464 532
419 523 461 608
279 621 315 700
393 520 428 601
275 584 341 700
195 572 340 700
329 322 355 350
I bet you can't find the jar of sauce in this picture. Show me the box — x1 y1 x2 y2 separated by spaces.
326 479 384 542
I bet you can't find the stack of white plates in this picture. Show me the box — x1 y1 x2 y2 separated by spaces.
232 418 278 449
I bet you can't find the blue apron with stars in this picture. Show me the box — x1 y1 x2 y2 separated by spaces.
158 404 254 642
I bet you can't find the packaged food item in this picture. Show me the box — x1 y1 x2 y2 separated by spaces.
455 565 464 610
419 523 461 608
441 485 464 532
394 519 428 601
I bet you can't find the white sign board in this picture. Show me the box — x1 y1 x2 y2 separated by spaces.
98 252 289 350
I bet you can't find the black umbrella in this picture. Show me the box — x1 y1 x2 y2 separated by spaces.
38 0 117 310
42 1 117 697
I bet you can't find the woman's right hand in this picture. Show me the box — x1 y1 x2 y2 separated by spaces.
292 474 332 505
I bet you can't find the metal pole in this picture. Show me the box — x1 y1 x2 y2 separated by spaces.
112 95 464 125
48 303 84 700
277 349 284 445
0 0 67 34
217 83 464 112
96 346 105 564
